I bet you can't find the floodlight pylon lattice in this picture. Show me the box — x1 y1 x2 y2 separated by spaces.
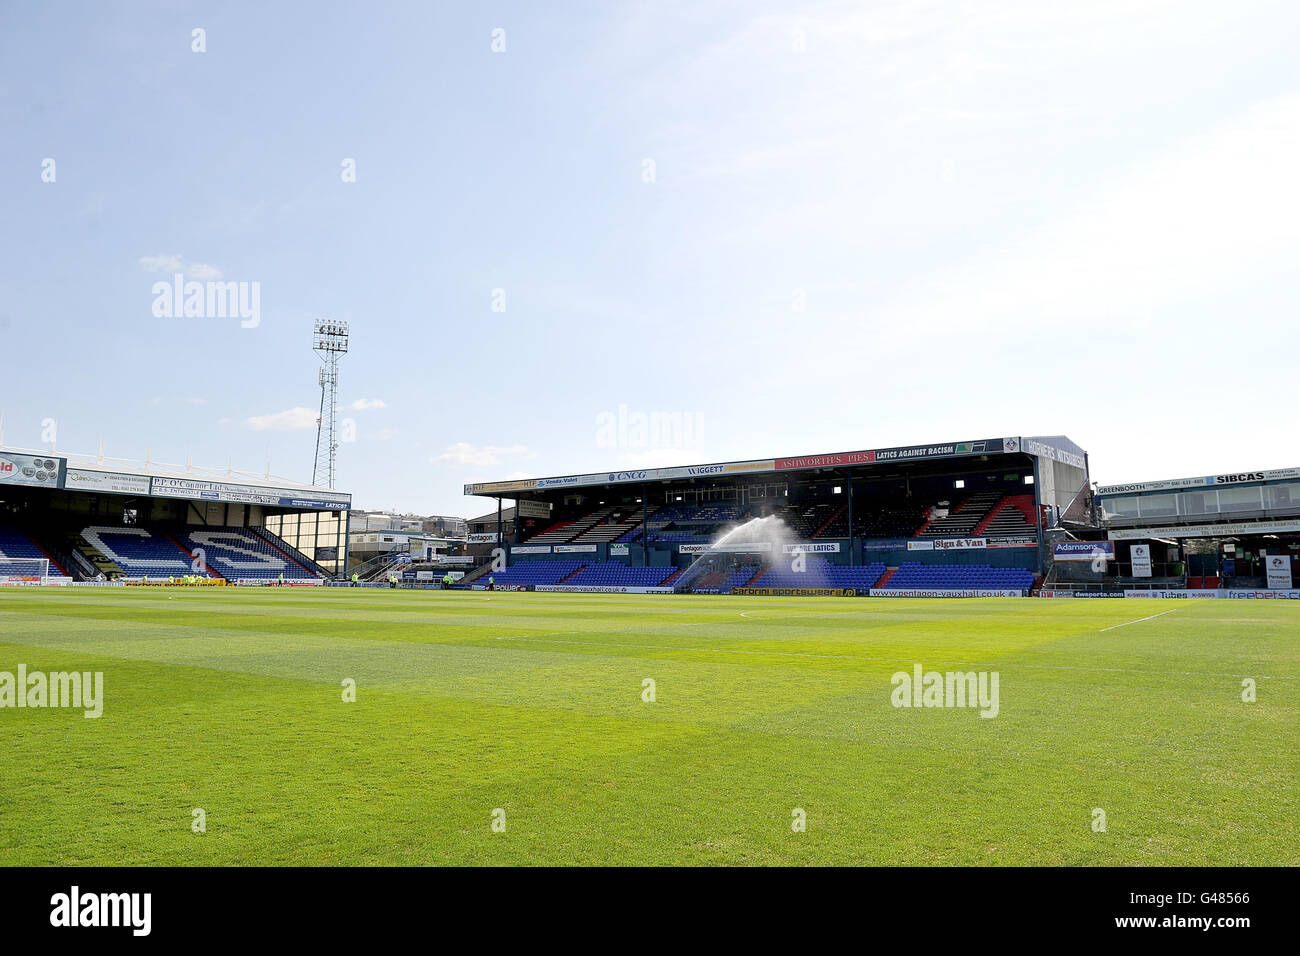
311 320 349 489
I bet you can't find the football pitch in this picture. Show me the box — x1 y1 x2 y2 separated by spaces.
1 588 1296 866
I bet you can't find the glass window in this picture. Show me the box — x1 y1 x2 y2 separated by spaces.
1178 491 1217 516
1139 493 1178 518
1104 496 1140 518
1264 482 1300 510
1218 485 1263 513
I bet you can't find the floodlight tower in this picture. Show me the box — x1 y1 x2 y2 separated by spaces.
312 319 349 488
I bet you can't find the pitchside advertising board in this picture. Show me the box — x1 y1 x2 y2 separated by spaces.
1040 588 1300 599
680 542 769 555
0 452 65 488
533 585 673 594
678 542 840 555
870 588 1027 598
1053 541 1115 562
907 538 987 551
1266 555 1293 589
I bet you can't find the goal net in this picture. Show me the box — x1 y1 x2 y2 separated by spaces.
0 557 50 583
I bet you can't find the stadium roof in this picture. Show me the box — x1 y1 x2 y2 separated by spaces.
465 434 1087 497
0 446 351 510
1097 466 1300 496
468 505 516 524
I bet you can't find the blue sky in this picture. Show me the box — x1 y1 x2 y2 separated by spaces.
2 0 1299 517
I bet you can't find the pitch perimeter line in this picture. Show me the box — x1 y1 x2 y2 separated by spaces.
1100 609 1178 632
493 634 1292 681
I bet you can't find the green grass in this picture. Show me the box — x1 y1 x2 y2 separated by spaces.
1 587 1296 865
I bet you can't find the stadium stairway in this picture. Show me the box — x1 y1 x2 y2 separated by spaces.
721 567 761 592
348 550 400 582
971 496 1006 536
812 504 847 539
0 527 72 579
457 561 495 586
177 527 321 582
522 519 577 545
22 529 74 579
558 507 618 543
690 569 727 590
366 557 405 583
77 525 199 580
917 492 1002 538
59 544 102 581
250 526 334 578
665 559 713 592
773 501 838 539
973 495 1037 537
555 565 587 585
65 530 122 579
570 506 660 544
513 507 622 546
165 532 224 579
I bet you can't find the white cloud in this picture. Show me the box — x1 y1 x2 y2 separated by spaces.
350 398 388 411
245 407 319 431
185 262 223 281
185 397 206 406
430 442 531 467
138 253 184 272
138 253 223 280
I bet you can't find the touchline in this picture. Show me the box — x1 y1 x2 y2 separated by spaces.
0 666 103 717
